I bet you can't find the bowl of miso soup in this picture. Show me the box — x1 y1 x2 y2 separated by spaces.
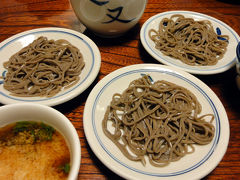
0 103 81 180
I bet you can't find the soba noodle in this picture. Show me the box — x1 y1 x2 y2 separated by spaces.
149 14 229 66
3 36 85 97
102 75 215 167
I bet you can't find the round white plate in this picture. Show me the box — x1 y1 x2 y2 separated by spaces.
0 27 101 106
83 64 229 180
140 10 240 75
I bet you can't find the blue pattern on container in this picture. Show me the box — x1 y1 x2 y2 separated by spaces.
90 0 136 24
0 70 6 85
216 27 228 41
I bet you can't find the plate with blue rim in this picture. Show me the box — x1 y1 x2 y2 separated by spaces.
83 64 229 179
0 27 101 106
140 10 240 75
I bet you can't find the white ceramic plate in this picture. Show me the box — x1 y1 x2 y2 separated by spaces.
140 10 240 75
0 27 101 106
83 64 229 180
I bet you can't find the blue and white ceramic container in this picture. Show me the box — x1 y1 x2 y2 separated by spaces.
70 0 147 37
236 42 240 89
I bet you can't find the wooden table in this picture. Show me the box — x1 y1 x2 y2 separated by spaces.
1 0 240 179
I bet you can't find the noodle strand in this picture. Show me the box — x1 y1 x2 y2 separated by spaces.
3 36 85 97
102 75 215 167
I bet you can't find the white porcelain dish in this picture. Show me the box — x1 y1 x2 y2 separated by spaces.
0 103 81 180
140 10 240 75
83 64 229 180
0 27 101 106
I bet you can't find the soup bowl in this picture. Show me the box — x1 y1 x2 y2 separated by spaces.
0 103 81 180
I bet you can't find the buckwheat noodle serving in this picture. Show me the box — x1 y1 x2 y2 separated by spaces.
102 75 215 167
149 14 229 66
3 36 85 97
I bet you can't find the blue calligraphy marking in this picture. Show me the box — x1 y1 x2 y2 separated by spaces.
2 70 6 77
216 27 221 35
103 6 135 24
163 22 168 26
140 73 154 83
216 27 228 41
90 0 109 6
237 42 240 62
0 70 6 85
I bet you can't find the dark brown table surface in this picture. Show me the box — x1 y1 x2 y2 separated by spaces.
0 0 240 179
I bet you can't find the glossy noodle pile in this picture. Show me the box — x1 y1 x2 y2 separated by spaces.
102 75 215 167
3 36 85 97
149 14 229 66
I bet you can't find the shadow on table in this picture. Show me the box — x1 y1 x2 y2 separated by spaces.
217 0 240 4
138 41 160 64
54 73 100 114
86 141 124 179
196 67 240 113
82 23 141 47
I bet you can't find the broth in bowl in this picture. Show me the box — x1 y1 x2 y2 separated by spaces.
0 121 70 180
0 103 81 180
